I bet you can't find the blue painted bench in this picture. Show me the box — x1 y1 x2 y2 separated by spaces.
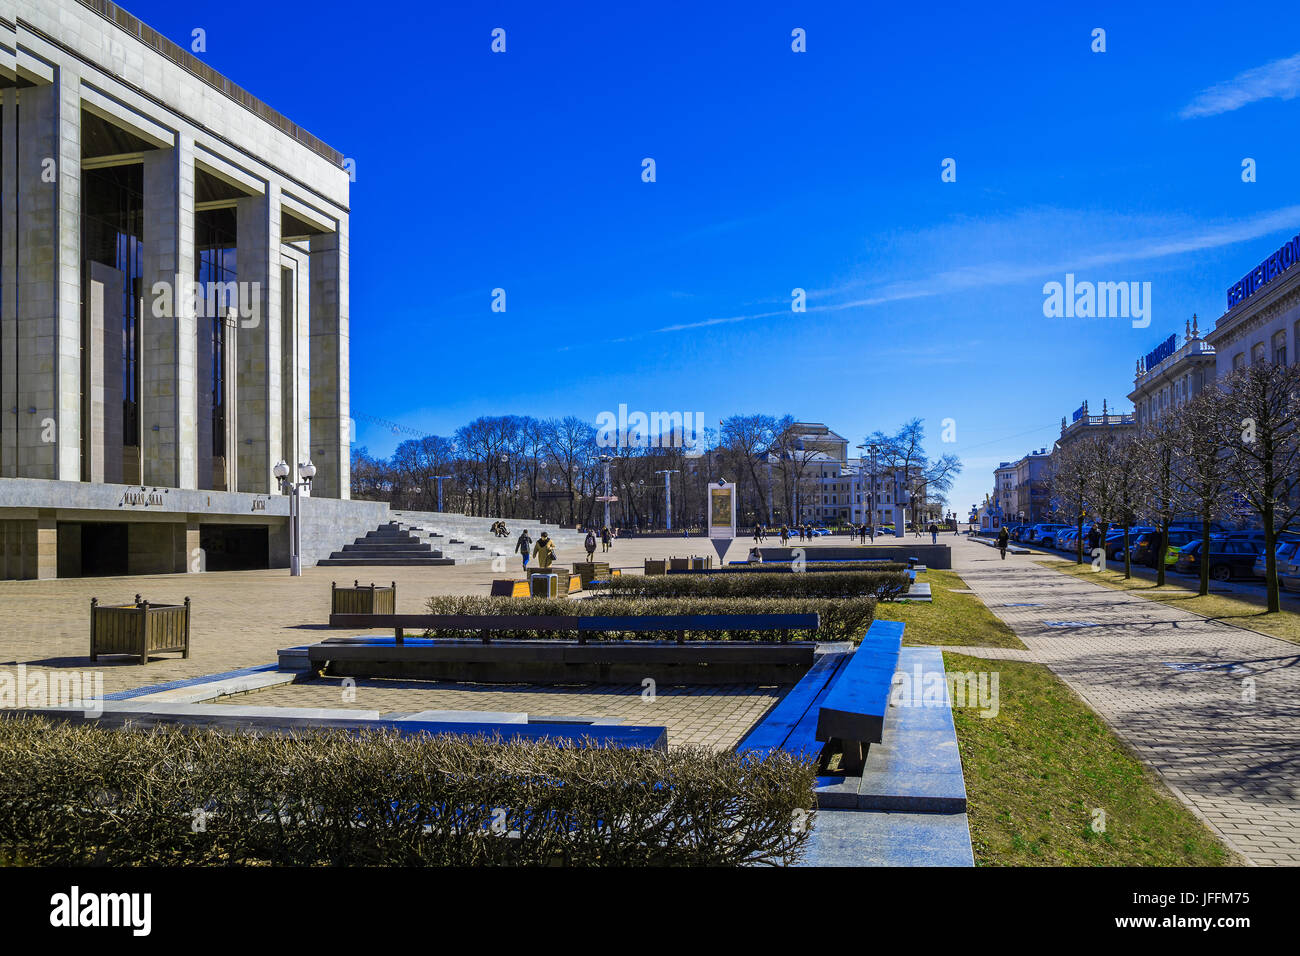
815 620 903 772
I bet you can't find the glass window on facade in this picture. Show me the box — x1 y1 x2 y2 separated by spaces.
81 163 144 448
196 207 237 457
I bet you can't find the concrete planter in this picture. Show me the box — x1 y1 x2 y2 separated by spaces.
90 595 191 665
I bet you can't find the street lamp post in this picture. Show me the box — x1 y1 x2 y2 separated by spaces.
432 474 452 513
655 468 679 531
274 459 316 576
598 454 615 529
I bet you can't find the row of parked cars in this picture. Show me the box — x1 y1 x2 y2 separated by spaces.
1006 522 1300 586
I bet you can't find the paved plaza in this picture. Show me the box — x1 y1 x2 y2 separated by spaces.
4 528 1294 863
0 534 743 696
215 677 784 751
952 537 1300 866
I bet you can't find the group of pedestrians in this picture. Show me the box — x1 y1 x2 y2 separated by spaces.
582 526 614 561
514 528 556 569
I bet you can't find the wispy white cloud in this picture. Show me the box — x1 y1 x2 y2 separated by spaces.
1181 52 1300 119
638 204 1300 337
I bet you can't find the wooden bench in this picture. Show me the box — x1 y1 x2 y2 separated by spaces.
815 620 903 773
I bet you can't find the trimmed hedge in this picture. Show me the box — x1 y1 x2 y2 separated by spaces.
598 570 911 602
0 715 817 867
424 595 876 642
693 561 907 573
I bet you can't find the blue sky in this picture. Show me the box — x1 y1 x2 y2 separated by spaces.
129 0 1300 514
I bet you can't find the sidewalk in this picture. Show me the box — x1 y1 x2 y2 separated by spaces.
951 538 1300 866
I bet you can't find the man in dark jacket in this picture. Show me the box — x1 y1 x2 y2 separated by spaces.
1087 526 1102 556
997 525 1009 559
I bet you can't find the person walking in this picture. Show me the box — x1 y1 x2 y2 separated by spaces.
516 529 533 570
779 525 789 546
601 525 612 553
584 529 597 563
533 531 556 569
929 522 939 545
1087 524 1101 557
997 525 1009 560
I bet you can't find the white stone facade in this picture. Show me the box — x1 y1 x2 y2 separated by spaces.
0 0 353 577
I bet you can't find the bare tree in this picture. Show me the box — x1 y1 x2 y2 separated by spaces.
1136 414 1187 587
1217 360 1300 611
1170 392 1234 597
1048 439 1090 565
1107 435 1144 579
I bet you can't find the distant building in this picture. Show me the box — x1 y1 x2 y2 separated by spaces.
1055 399 1136 449
1129 317 1216 425
1012 448 1052 524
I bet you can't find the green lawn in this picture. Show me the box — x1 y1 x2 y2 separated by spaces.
876 569 1025 649
946 651 1235 866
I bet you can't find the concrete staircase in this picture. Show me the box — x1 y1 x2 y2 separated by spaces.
316 523 455 567
314 513 589 568
391 511 588 566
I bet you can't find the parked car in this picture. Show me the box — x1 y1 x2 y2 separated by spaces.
1169 519 1230 534
1174 539 1265 581
1250 535 1300 581
1103 527 1154 560
1057 528 1078 553
1033 523 1068 547
1130 529 1197 568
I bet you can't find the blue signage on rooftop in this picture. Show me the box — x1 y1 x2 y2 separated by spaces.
1227 233 1300 309
1144 333 1176 371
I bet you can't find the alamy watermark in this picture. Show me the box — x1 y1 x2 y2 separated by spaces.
151 276 261 327
595 405 704 449
890 663 999 718
0 665 104 717
1043 273 1151 328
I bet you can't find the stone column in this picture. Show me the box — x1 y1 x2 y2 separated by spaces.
1 89 17 478
36 510 57 580
223 308 239 491
196 311 213 488
142 135 198 489
85 262 124 484
309 217 349 499
235 185 282 493
185 516 201 573
15 73 81 481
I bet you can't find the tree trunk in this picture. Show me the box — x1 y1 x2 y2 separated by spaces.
1264 498 1279 613
1199 517 1210 597
1156 519 1168 587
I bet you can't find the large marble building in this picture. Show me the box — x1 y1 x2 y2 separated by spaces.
0 0 372 577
